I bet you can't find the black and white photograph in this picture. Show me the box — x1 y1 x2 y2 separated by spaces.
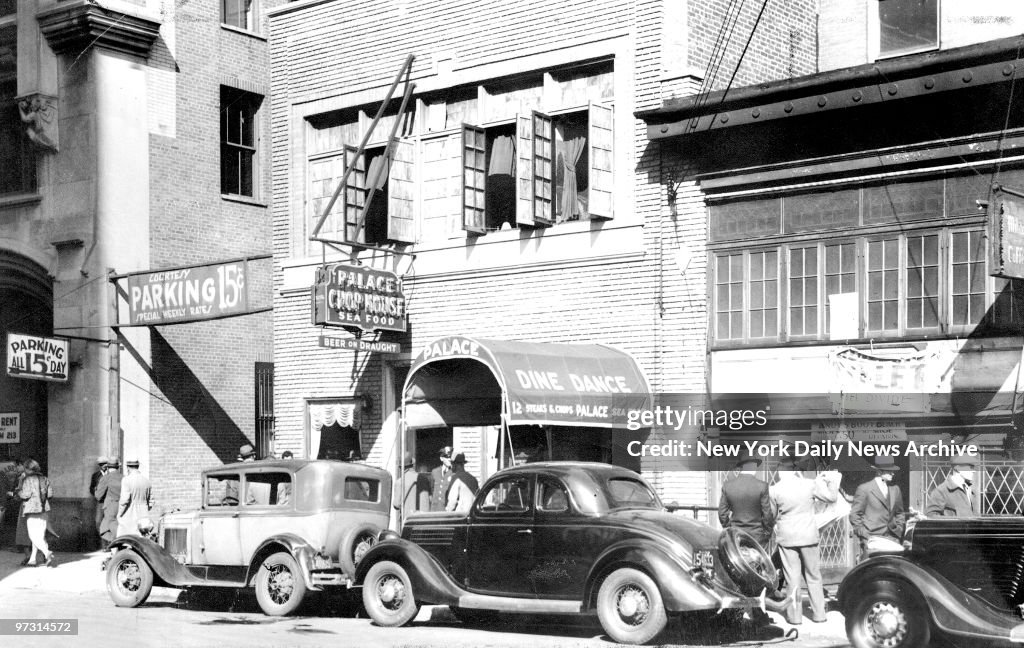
3 1 1024 647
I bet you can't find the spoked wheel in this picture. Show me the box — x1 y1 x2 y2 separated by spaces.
255 551 307 616
106 549 154 608
362 560 419 627
596 567 668 645
845 580 931 648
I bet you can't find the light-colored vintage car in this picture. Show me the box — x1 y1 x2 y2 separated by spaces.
104 459 391 616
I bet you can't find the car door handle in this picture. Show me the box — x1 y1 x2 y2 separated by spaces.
517 529 532 534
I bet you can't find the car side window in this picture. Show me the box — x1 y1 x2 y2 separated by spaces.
538 480 569 513
245 472 292 506
335 477 380 503
207 474 241 507
477 476 532 514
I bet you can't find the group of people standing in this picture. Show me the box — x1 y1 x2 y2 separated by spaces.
719 450 979 626
394 445 479 518
90 456 153 549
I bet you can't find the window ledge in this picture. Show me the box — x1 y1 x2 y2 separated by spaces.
221 194 267 208
220 23 266 41
0 192 43 209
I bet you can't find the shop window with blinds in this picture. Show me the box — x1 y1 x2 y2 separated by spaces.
709 171 1024 346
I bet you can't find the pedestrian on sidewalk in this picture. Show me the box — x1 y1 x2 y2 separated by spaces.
89 457 108 548
95 457 122 549
117 459 153 537
770 456 837 624
16 459 55 567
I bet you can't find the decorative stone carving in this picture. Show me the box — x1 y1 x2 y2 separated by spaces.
17 94 59 153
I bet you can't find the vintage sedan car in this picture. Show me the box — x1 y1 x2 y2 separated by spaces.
839 517 1024 648
356 462 787 645
104 459 391 616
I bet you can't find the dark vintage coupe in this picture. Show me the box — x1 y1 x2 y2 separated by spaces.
104 459 390 616
839 517 1024 648
356 462 787 645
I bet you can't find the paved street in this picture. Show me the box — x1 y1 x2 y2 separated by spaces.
0 549 851 648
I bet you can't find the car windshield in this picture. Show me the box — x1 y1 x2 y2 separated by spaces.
606 477 660 509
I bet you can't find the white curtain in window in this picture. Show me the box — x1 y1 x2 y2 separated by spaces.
308 402 358 459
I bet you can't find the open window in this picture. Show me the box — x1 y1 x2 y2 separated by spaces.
460 102 612 235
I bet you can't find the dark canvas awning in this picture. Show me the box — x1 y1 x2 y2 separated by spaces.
403 336 651 430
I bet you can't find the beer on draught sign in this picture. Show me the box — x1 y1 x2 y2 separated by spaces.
989 185 1024 280
311 263 407 333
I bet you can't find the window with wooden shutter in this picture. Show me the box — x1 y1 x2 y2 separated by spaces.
532 111 554 226
387 137 416 243
588 102 614 220
342 145 366 244
308 153 345 242
462 124 486 234
420 132 462 241
515 113 535 228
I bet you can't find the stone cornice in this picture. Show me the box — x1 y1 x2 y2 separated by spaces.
37 1 161 58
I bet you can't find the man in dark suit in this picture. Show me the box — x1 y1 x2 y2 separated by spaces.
95 457 122 548
925 454 975 517
850 456 906 557
718 450 775 548
429 446 455 512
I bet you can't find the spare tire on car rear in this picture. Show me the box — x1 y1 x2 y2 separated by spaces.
718 528 777 596
339 523 380 578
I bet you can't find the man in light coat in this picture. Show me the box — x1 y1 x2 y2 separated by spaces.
850 456 906 557
117 459 153 537
925 454 976 517
445 454 479 513
771 457 837 624
393 453 430 523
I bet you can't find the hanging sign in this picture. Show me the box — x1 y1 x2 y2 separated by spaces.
123 260 249 325
989 185 1024 280
311 263 407 333
0 413 19 443
6 333 69 382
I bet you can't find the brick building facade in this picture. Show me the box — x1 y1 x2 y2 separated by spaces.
267 0 816 512
0 0 279 547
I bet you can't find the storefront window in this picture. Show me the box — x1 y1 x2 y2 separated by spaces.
879 0 939 58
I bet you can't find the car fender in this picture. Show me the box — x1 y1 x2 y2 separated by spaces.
583 539 720 613
355 538 466 605
246 534 320 591
838 555 1024 643
106 535 194 588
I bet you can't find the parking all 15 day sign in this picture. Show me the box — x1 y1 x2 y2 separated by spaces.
6 333 69 382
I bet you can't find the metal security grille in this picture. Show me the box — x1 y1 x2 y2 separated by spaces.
255 362 275 459
922 452 1024 516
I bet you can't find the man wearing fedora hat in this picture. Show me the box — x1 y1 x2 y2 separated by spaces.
117 459 153 537
89 456 107 548
718 448 776 548
94 457 122 549
445 453 479 513
926 454 976 517
770 456 837 624
850 456 906 557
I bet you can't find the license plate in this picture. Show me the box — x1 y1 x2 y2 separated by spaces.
694 550 715 570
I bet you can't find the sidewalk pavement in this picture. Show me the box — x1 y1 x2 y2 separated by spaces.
0 547 178 603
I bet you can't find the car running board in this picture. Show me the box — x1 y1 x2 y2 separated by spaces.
458 594 584 614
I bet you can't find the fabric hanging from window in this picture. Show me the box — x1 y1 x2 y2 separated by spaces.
308 402 359 459
367 152 389 190
488 135 515 175
557 132 586 222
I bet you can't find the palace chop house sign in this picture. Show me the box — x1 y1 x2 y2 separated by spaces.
311 263 407 333
989 185 1024 280
124 260 249 325
6 333 68 382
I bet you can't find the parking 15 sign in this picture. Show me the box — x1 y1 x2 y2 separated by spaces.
6 334 69 382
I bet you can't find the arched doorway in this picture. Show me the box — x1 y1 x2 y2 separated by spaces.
0 250 53 470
